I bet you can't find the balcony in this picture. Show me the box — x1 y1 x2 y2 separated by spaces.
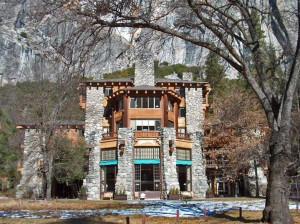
134 131 160 138
206 160 217 168
102 132 118 139
176 132 191 140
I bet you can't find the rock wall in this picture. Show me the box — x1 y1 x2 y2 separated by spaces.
191 132 208 198
160 128 179 198
84 86 104 200
16 129 43 199
115 128 134 199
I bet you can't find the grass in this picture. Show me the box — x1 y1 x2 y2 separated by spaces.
0 198 300 223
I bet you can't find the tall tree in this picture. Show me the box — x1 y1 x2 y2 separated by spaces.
0 110 19 188
31 1 299 222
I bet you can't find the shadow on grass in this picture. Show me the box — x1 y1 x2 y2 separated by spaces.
213 212 261 223
49 216 120 224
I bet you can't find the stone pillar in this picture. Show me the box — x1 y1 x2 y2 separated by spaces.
185 86 203 133
115 128 134 199
191 131 208 198
16 129 43 198
182 72 193 81
134 53 155 86
248 159 267 197
160 128 179 198
85 86 104 200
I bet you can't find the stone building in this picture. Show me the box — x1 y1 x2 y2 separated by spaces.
81 56 211 200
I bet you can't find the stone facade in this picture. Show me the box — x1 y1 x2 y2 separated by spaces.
115 128 134 199
84 86 104 200
16 129 43 199
160 128 179 198
185 86 203 133
191 132 208 198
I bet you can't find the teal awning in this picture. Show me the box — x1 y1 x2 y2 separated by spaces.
176 160 192 165
100 160 118 166
134 159 160 164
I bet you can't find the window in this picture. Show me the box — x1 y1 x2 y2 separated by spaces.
178 127 186 133
175 87 185 97
101 148 117 160
103 87 113 97
130 97 160 108
178 108 186 117
176 148 191 160
168 100 174 112
134 147 160 159
116 100 123 112
130 119 161 131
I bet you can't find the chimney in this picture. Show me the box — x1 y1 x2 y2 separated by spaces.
134 53 155 86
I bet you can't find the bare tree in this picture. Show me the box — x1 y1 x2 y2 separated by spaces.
29 0 300 222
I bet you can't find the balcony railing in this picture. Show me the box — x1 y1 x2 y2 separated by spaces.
102 132 118 139
206 160 217 168
134 131 160 138
176 132 191 140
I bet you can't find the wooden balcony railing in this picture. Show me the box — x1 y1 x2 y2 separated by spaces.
176 132 191 139
206 160 217 168
102 132 118 139
134 131 160 138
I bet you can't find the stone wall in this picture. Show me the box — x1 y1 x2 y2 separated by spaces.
185 86 203 134
160 128 179 198
191 132 208 198
84 86 104 200
134 53 155 86
16 129 43 198
115 128 134 199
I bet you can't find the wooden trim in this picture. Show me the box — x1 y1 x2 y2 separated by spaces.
163 94 168 127
123 94 129 127
174 101 178 131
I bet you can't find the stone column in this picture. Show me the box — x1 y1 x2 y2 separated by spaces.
115 128 134 199
191 131 208 198
160 128 179 198
134 53 155 86
185 87 203 133
16 129 43 198
85 86 104 200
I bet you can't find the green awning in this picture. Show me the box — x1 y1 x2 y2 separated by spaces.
176 160 192 165
134 159 160 164
100 160 118 166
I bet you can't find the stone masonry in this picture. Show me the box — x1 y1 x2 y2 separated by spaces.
134 53 155 86
16 129 43 198
85 86 104 200
185 84 204 134
191 132 208 198
115 128 134 199
160 128 180 198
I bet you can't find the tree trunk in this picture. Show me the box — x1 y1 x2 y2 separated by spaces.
262 130 293 224
43 152 53 200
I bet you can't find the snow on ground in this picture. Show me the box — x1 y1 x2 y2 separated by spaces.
0 199 298 219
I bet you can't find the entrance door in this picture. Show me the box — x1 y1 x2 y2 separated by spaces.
135 164 160 192
177 165 192 191
100 165 117 192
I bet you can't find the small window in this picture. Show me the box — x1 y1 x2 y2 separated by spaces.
176 148 191 160
179 108 186 117
101 148 117 160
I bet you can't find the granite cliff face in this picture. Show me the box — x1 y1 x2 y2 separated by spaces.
0 0 208 85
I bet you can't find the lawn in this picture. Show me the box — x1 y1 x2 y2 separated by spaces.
0 198 300 223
